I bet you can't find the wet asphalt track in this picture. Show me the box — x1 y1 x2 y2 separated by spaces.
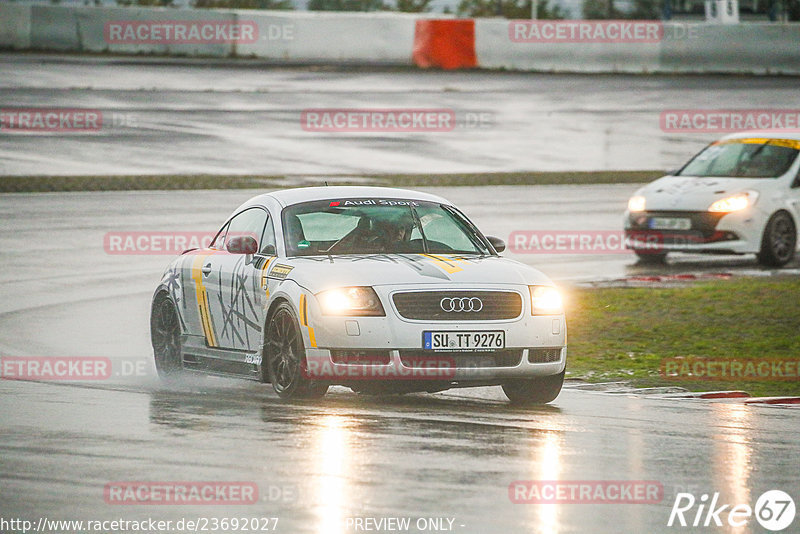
1 188 799 534
2 54 800 176
2 54 800 533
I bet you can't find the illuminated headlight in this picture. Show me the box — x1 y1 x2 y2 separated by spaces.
708 191 758 213
317 287 385 316
530 286 563 315
628 195 646 213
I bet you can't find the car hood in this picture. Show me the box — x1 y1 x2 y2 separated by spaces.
634 175 770 211
281 254 552 292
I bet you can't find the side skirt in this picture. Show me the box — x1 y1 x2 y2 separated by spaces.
181 335 261 381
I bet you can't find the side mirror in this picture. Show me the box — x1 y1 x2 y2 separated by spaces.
487 236 506 253
226 235 259 255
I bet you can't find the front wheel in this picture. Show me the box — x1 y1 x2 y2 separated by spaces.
264 303 328 400
150 293 184 378
502 370 565 405
757 211 796 267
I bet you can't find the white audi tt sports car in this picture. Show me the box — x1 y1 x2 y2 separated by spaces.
625 131 800 266
150 186 566 404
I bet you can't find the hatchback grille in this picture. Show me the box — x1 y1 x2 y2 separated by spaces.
399 350 523 368
392 291 522 321
528 348 562 364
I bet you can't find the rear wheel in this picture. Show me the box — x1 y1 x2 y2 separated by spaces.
757 211 796 267
502 370 565 405
150 293 183 378
264 302 328 399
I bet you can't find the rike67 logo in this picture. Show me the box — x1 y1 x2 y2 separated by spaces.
668 490 796 531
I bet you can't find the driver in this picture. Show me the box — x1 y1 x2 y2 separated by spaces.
374 212 416 252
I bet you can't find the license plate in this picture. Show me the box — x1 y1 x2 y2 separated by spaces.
423 331 505 352
649 217 691 230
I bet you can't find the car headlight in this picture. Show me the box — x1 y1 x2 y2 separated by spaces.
628 195 646 213
316 287 385 316
708 191 758 213
530 286 563 315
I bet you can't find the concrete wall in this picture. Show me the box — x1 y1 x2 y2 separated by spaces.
476 20 800 74
1 4 798 74
0 4 32 50
234 11 418 64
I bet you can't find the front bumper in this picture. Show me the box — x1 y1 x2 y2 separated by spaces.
304 346 566 383
624 209 764 254
301 286 567 384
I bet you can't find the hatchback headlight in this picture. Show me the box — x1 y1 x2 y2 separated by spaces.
530 286 563 315
628 196 646 213
317 287 385 316
708 191 758 213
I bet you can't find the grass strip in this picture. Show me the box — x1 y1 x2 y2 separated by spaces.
0 170 663 193
566 277 800 397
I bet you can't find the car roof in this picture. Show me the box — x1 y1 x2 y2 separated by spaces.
719 131 800 142
243 186 453 209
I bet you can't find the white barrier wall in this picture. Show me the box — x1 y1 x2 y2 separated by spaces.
1 4 799 75
75 7 237 57
235 11 417 64
477 19 661 73
476 19 800 75
659 23 800 75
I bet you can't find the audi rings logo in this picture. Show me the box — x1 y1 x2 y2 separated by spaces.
440 297 484 313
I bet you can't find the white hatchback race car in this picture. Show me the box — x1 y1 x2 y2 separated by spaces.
625 131 800 266
151 186 567 404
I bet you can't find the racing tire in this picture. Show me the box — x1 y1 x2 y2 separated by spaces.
264 302 328 400
150 293 184 378
757 211 797 267
633 250 667 264
502 370 565 405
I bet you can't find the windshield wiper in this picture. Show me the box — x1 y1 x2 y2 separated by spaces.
409 206 428 254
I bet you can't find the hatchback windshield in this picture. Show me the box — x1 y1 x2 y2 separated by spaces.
678 138 800 178
282 199 491 256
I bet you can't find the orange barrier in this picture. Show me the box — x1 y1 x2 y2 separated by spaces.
412 19 476 70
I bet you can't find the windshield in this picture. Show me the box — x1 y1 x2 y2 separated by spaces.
677 138 800 178
282 199 492 256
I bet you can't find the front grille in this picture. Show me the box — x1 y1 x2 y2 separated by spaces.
392 291 523 321
627 211 727 239
528 348 562 364
330 350 391 365
399 350 523 368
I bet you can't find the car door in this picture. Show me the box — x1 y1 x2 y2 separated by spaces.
179 230 225 349
211 208 271 351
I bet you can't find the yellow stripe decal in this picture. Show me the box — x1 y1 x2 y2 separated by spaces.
260 256 275 298
308 326 317 348
299 294 307 326
715 138 800 150
191 252 218 347
298 294 317 348
423 254 464 274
